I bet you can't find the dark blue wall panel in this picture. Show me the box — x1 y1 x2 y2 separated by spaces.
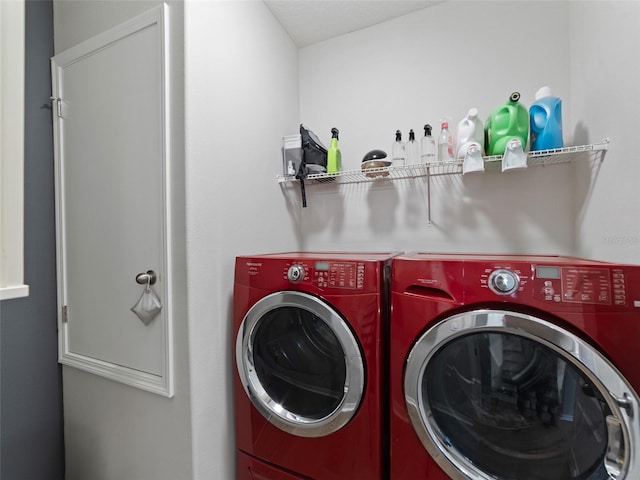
1 1 65 478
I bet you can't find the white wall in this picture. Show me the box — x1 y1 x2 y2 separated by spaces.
298 1 577 254
570 1 640 263
54 2 193 480
183 1 299 478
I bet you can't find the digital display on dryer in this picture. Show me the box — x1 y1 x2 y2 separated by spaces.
536 266 560 279
315 261 330 271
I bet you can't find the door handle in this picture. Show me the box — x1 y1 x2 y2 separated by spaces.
135 270 157 286
605 415 624 477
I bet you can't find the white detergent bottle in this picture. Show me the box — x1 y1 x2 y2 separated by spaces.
455 107 485 159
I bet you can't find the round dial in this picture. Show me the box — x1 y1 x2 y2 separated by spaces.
488 269 519 295
287 264 305 284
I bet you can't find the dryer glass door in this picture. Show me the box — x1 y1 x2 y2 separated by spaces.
404 310 640 480
236 291 364 438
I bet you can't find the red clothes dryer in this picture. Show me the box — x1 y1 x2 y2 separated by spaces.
390 253 640 480
234 252 397 480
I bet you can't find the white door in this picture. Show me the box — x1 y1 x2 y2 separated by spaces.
51 5 173 396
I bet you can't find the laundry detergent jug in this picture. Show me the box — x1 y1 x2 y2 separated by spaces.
484 92 529 156
529 86 563 151
455 107 485 159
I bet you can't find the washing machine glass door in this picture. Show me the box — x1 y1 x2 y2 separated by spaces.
404 309 640 480
236 291 364 438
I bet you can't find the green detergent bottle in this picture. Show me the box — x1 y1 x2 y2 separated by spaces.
327 127 342 173
484 92 529 156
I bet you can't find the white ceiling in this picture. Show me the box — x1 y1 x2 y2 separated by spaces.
264 0 443 47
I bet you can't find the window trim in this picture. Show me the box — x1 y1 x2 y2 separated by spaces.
0 0 29 300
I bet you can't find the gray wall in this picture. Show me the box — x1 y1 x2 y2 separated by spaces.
0 1 64 479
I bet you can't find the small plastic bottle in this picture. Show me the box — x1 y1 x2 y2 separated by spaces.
420 124 436 164
327 127 342 173
287 159 296 176
392 130 406 167
406 129 420 164
438 122 453 163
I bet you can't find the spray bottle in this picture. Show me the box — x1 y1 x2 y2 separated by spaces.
406 129 420 164
327 127 342 173
420 124 436 164
392 130 406 167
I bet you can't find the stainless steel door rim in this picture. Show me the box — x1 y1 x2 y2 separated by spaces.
237 290 364 438
404 309 640 480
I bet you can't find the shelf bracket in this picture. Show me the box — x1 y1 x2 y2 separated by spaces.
502 139 528 172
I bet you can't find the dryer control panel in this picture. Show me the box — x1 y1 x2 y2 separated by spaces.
532 264 625 306
235 253 397 293
284 261 366 290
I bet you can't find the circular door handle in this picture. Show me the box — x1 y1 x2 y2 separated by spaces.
135 270 157 285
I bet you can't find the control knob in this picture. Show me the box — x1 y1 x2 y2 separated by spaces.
488 269 519 295
287 264 305 284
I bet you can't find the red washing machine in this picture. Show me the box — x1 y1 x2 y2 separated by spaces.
390 253 640 480
234 252 398 480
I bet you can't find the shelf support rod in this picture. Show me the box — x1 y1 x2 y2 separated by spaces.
426 166 432 226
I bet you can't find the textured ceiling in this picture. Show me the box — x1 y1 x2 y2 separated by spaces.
264 0 443 47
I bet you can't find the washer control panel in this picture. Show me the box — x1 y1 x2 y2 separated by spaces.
475 262 628 306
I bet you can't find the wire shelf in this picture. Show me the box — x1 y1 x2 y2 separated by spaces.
277 139 609 185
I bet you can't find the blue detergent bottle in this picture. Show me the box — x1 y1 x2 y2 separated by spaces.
529 86 563 151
